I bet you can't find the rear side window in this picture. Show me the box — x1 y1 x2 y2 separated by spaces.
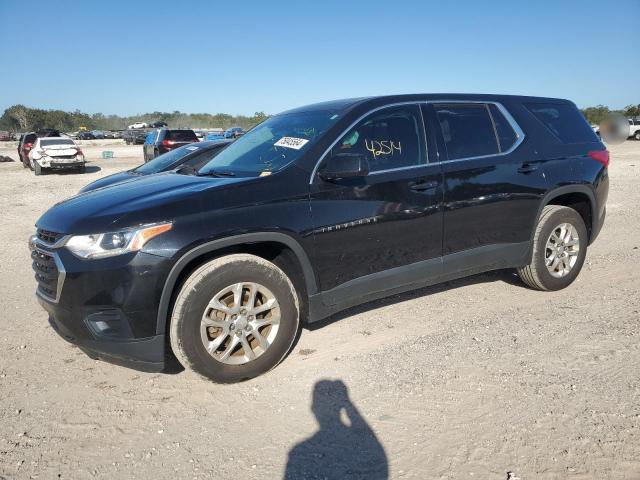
434 104 499 160
525 103 598 144
166 130 197 141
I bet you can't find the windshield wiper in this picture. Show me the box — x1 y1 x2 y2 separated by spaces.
197 169 236 177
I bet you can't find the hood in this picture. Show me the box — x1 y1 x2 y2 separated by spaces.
37 172 246 234
78 171 138 193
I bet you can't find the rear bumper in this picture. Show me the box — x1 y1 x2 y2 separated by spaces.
49 161 85 169
590 206 606 244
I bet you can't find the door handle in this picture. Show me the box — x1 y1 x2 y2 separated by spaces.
518 163 539 174
409 180 438 192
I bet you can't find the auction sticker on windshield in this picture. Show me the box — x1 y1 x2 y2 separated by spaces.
274 137 309 150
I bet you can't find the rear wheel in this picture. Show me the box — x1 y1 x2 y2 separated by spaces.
634 131 640 141
170 254 300 383
517 205 588 291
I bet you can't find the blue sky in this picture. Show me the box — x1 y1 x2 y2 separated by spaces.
1 0 638 116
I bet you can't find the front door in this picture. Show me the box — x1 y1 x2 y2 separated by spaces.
309 103 443 303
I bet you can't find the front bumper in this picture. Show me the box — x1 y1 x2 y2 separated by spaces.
31 242 174 372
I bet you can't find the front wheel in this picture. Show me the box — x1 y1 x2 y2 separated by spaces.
170 254 300 383
634 131 640 141
517 205 588 291
34 162 43 176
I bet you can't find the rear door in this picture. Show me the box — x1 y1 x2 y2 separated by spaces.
309 103 443 300
428 101 548 271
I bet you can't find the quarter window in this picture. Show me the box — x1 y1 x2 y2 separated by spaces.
525 102 598 144
488 104 518 152
331 105 425 173
434 104 499 160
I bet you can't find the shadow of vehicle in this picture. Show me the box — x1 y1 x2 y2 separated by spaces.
307 268 525 331
284 379 388 480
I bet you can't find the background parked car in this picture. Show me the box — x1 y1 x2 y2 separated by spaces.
0 131 11 141
28 137 85 175
123 129 147 145
18 129 62 167
18 133 38 167
224 127 245 138
143 128 198 161
628 118 640 140
90 130 105 139
204 131 226 141
77 131 96 140
80 140 232 193
128 122 148 129
149 121 168 128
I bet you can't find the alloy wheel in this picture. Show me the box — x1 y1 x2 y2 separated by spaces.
545 223 580 278
200 282 281 365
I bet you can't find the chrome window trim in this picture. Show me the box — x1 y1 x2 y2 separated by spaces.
308 101 428 184
309 99 526 183
428 100 525 164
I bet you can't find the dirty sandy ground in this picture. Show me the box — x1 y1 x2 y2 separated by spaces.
0 140 638 480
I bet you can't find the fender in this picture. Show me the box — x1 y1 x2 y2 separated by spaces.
527 184 597 261
155 232 318 334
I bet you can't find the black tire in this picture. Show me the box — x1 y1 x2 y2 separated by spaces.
170 254 300 383
21 155 28 168
27 156 34 171
34 162 42 176
517 205 588 291
634 131 640 141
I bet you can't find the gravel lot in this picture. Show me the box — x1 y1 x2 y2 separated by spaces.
0 140 638 479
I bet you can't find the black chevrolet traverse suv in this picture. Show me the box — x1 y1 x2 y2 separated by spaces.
30 94 609 383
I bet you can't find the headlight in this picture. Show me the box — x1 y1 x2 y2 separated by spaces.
65 222 172 259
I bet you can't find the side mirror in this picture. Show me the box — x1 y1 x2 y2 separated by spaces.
318 153 369 181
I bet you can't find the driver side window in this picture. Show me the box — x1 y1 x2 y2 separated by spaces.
331 105 426 173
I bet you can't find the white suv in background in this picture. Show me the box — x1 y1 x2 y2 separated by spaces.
28 137 85 175
628 119 640 140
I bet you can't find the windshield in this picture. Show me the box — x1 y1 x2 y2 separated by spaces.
135 144 203 174
198 111 339 176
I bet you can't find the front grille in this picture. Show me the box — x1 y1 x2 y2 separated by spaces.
32 249 59 300
37 228 64 244
51 155 76 160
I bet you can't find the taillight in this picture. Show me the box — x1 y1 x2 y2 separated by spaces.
23 142 33 150
588 150 610 168
162 140 176 146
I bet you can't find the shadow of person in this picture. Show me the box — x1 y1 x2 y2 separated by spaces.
284 380 388 480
